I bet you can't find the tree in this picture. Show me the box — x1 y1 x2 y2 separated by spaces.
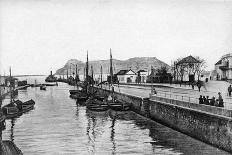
194 57 207 81
174 56 207 83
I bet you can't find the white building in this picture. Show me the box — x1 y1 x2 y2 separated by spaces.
137 70 148 83
214 53 232 80
116 69 137 83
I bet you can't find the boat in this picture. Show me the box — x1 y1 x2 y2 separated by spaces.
86 98 109 112
45 71 57 82
95 95 105 101
2 102 20 119
70 93 89 101
2 68 20 119
108 98 131 111
69 89 83 95
40 85 46 90
15 99 35 113
45 83 58 86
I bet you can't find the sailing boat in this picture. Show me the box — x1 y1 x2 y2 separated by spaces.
107 49 130 111
70 51 89 102
2 67 20 118
86 58 108 111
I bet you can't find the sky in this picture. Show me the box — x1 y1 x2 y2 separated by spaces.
0 0 232 75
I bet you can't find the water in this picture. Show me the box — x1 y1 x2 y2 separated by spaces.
1 76 230 154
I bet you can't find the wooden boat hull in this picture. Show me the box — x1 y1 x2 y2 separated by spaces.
108 102 131 111
70 94 88 101
95 96 105 101
87 104 109 112
16 99 35 113
86 98 109 112
2 105 20 119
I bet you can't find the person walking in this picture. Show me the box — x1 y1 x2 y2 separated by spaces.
191 82 194 90
228 85 232 97
197 81 201 92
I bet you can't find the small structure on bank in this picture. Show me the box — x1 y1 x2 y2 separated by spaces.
174 55 201 83
136 70 148 83
116 69 137 83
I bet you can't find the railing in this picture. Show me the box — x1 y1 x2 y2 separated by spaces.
152 91 231 109
155 91 199 104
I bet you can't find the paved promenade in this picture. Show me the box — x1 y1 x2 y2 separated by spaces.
101 80 232 109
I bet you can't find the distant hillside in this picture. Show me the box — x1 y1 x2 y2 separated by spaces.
55 57 170 75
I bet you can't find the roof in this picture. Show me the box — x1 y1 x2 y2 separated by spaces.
116 69 136 75
215 59 222 65
137 70 147 73
176 55 201 65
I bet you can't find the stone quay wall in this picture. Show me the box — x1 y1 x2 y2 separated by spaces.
92 86 232 153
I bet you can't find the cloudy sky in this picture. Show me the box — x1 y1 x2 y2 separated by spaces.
0 0 232 75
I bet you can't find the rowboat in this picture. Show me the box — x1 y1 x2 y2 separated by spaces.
40 85 46 90
15 99 35 113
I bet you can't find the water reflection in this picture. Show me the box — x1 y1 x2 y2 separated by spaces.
110 118 116 155
10 119 15 142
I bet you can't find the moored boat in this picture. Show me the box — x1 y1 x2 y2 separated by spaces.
69 89 82 95
45 71 57 82
70 92 89 101
2 103 20 119
86 98 109 112
15 99 35 113
108 100 131 111
40 85 46 90
2 67 20 119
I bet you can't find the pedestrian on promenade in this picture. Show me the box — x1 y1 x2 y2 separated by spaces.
191 82 194 90
151 86 157 95
210 97 216 106
199 95 203 104
228 85 232 97
218 92 224 107
197 81 201 92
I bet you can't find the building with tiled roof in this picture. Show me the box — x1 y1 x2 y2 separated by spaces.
176 55 200 65
116 69 137 83
174 55 201 82
214 53 232 80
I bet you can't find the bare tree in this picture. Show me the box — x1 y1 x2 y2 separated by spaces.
194 57 207 81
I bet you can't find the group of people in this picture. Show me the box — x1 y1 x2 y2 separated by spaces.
199 92 224 107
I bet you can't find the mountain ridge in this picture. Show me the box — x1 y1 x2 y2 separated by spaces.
55 57 170 75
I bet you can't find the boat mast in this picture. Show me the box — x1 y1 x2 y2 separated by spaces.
110 48 113 86
91 65 94 87
86 51 89 83
100 65 102 88
9 67 13 104
85 51 89 94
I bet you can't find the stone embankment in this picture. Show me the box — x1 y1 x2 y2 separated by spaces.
92 86 232 153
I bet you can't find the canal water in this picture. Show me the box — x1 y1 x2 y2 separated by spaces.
1 76 230 154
